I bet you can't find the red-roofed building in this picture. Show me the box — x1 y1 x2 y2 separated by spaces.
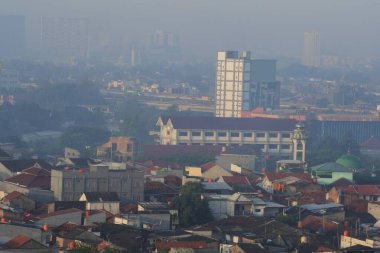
2 235 47 250
164 175 182 189
260 172 312 193
219 176 251 185
300 215 338 234
155 241 208 249
144 181 178 202
201 162 216 172
1 191 35 211
328 185 380 206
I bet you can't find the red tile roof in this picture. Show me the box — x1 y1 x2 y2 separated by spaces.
37 208 82 219
155 241 208 249
5 172 50 190
221 176 251 185
144 181 177 195
2 235 32 249
360 136 380 150
23 166 50 176
162 116 297 131
265 172 311 182
164 175 182 188
298 191 327 205
2 191 25 201
335 185 380 195
201 162 216 172
301 215 338 233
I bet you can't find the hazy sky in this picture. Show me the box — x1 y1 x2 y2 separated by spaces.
1 0 380 60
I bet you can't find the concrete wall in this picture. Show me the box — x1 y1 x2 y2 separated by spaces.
208 199 228 219
51 169 144 202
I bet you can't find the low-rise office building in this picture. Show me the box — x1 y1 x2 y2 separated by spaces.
157 116 305 160
50 164 144 201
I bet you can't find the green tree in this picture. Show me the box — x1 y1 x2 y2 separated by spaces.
172 182 213 227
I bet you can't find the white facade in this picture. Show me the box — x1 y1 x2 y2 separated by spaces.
215 51 251 118
303 31 320 68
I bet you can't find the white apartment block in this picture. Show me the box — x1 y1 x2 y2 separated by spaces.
157 116 300 159
215 51 251 118
303 31 320 68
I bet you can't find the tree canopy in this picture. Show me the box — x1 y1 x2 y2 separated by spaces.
171 182 213 228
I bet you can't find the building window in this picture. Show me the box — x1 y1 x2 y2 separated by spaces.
257 144 265 150
205 132 214 137
256 132 265 138
269 133 278 138
255 209 261 213
281 133 291 138
243 132 252 138
269 144 278 150
230 132 240 138
218 132 227 137
191 131 201 137
179 131 188 137
281 144 291 150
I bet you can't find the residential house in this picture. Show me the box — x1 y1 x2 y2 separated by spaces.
52 222 103 253
216 146 259 172
328 185 380 205
0 159 52 180
299 203 345 222
218 176 254 192
64 147 81 159
185 216 300 252
300 215 339 234
184 164 232 182
203 194 231 220
46 201 86 214
202 182 234 194
226 193 285 217
0 222 51 245
311 162 353 185
98 223 151 252
97 136 140 162
259 172 312 194
223 243 270 253
79 192 120 215
34 208 82 227
0 165 53 202
0 235 47 252
1 191 35 211
0 203 22 221
144 181 178 202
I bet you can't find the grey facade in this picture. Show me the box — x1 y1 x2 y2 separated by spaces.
0 181 54 203
51 165 144 201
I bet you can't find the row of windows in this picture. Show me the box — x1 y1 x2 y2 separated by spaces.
179 131 291 139
178 143 291 150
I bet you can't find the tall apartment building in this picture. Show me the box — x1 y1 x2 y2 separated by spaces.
41 16 88 59
51 164 144 201
0 15 25 58
215 51 280 118
302 31 320 68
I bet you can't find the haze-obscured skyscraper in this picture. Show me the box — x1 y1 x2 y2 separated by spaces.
215 51 280 118
302 31 320 68
0 15 25 59
146 30 180 63
41 17 88 59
